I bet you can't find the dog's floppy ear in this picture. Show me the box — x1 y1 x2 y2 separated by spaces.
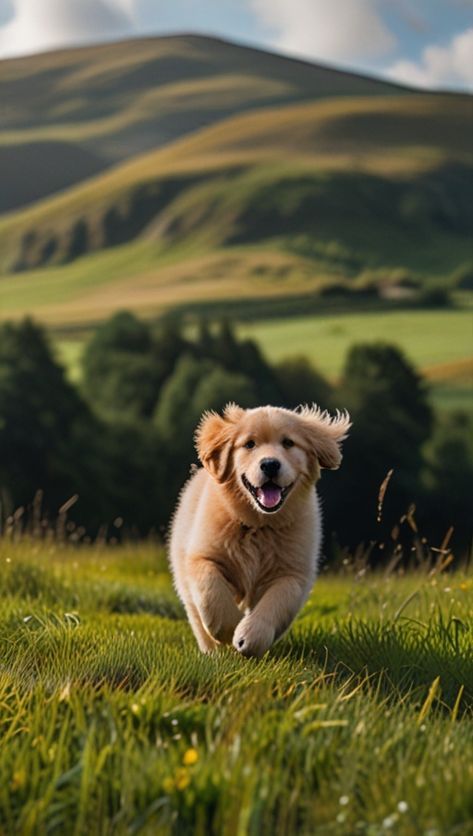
195 403 244 482
297 405 351 470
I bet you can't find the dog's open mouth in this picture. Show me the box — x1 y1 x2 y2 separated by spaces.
241 474 293 513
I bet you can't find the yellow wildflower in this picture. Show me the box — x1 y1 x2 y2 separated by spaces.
175 768 190 790
183 748 198 766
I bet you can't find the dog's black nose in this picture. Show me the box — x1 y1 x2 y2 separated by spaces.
260 458 281 478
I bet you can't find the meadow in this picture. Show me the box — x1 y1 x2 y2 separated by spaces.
1 540 472 835
239 307 473 375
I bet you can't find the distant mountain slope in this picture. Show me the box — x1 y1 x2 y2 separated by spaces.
0 34 412 212
0 93 470 276
0 35 471 329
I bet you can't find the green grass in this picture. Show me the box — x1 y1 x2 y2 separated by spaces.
0 239 166 319
1 541 472 834
238 307 473 379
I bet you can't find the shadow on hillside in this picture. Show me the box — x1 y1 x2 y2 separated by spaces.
11 174 207 272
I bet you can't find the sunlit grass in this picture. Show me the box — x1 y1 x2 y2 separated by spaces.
1 542 472 834
238 308 473 377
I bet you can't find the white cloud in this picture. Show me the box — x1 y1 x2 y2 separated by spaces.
386 27 473 90
250 0 396 64
0 0 135 59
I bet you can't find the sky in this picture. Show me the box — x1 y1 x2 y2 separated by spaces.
0 0 472 91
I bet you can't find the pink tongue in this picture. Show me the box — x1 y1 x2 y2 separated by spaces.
257 484 282 508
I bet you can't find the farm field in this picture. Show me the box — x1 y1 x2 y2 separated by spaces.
238 308 473 379
0 541 472 835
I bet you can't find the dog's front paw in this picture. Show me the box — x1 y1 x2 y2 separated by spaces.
233 615 275 659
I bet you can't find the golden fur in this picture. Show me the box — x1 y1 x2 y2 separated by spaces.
168 403 350 658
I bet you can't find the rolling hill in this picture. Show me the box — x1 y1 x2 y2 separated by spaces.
0 34 471 335
0 34 410 212
0 92 471 294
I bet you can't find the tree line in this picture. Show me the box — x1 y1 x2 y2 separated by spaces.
0 314 471 561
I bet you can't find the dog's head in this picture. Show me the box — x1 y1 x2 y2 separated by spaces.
195 403 351 515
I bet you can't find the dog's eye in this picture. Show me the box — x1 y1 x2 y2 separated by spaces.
282 437 295 449
244 440 256 449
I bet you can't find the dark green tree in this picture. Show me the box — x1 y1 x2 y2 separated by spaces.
154 354 259 498
195 318 215 358
151 318 193 385
421 411 473 549
103 422 172 534
82 311 157 418
193 366 258 417
213 320 240 370
86 309 152 356
237 338 281 403
155 353 259 445
0 319 109 527
205 321 280 402
275 355 331 410
154 354 215 445
323 343 434 549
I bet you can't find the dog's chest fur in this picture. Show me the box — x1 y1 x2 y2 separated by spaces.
221 522 307 608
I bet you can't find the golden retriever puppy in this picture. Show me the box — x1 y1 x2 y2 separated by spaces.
169 403 350 658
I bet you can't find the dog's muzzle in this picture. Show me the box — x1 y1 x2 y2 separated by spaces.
241 474 293 513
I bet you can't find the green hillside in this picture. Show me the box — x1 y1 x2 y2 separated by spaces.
0 93 471 294
0 34 409 212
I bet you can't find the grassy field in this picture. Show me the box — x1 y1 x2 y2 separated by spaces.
239 308 473 378
0 541 472 835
